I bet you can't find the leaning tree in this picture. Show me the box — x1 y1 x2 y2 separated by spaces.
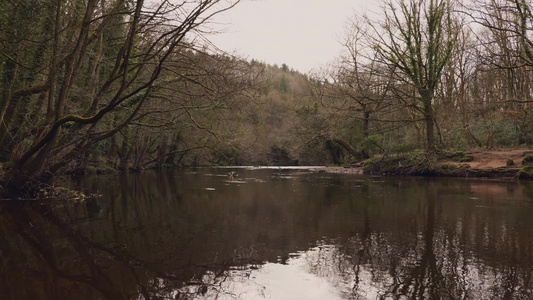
0 0 239 197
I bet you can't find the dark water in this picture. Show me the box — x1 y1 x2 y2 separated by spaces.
2 167 533 299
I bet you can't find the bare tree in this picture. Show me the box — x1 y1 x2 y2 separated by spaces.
366 0 460 151
333 19 400 156
467 0 533 145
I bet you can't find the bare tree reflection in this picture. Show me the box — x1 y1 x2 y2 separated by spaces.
302 179 533 299
2 171 533 299
0 199 246 300
0 202 133 299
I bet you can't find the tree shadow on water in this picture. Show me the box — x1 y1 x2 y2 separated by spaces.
0 201 227 300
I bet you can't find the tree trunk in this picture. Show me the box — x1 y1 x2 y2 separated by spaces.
421 89 436 152
465 124 482 148
363 108 370 138
362 109 371 158
333 138 366 160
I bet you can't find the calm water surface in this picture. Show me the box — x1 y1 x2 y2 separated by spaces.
2 167 533 299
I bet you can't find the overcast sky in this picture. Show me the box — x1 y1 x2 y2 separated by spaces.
206 0 377 73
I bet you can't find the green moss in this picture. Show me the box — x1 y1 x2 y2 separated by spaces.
451 151 474 162
522 154 533 166
440 163 452 169
362 150 436 175
362 156 381 169
517 166 533 179
438 163 457 175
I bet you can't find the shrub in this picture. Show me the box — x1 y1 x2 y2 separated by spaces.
506 158 515 167
522 154 533 166
385 141 416 154
362 135 384 154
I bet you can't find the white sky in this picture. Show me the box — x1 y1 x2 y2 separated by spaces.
206 0 377 73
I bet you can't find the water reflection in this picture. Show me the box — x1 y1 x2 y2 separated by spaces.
1 168 533 299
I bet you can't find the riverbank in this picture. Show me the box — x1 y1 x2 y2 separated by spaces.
318 149 533 180
60 149 533 180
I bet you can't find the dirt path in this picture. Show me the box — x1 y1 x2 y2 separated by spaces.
451 149 533 170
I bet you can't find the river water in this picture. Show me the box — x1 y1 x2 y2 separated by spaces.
1 167 533 299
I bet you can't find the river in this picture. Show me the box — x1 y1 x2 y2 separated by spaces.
1 167 533 299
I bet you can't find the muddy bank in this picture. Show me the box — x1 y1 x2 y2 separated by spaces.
317 149 533 180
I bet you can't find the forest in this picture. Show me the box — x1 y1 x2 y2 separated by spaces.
2 0 533 198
